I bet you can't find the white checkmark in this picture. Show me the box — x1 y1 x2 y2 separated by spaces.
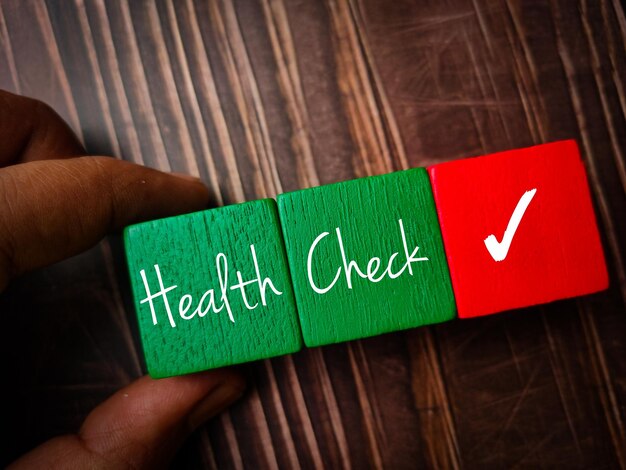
484 188 537 262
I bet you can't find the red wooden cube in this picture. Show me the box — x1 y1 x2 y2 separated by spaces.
428 140 608 318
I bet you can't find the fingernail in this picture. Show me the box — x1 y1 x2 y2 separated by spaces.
188 380 246 429
169 172 203 184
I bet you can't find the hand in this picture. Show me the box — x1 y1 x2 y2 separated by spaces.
0 90 245 469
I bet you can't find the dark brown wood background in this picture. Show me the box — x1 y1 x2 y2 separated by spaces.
1 0 625 468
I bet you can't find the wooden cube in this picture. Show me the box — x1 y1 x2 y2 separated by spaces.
277 168 456 347
124 199 302 377
428 140 609 318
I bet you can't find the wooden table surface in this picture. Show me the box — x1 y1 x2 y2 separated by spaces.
1 0 625 468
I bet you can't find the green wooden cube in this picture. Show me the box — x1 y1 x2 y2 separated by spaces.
277 168 456 347
124 199 302 378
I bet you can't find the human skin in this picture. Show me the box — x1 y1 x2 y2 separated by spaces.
0 90 245 469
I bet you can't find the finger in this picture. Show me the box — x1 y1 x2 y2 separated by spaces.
8 369 246 469
0 156 210 291
0 90 85 167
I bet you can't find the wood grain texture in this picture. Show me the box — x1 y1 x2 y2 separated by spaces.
0 0 624 468
278 168 455 347
125 200 302 377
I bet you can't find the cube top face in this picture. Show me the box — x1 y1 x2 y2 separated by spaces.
277 168 456 348
124 199 302 378
428 140 609 319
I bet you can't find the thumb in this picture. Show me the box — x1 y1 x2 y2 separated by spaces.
9 369 245 469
